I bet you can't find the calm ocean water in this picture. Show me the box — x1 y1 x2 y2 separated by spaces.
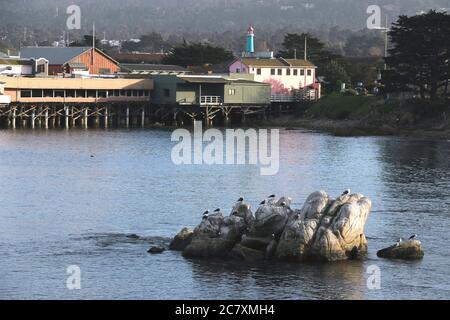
0 128 449 300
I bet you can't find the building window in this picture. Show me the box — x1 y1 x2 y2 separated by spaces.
286 69 291 76
54 90 65 98
20 90 32 98
164 89 171 97
66 90 75 98
31 89 43 98
257 68 261 75
87 90 96 98
228 89 236 95
37 64 45 73
43 90 53 97
99 68 111 74
277 69 282 75
307 69 312 76
271 69 275 75
293 69 298 76
76 90 86 98
236 68 240 73
98 90 107 98
143 90 150 97
300 69 305 76
126 90 132 97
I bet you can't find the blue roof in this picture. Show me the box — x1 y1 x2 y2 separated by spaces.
20 47 91 65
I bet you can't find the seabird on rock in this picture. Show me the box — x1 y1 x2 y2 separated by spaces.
395 237 403 246
268 194 276 198
260 200 266 205
237 197 244 202
214 208 221 213
409 234 417 240
203 210 210 215
231 211 238 216
342 189 351 196
280 202 287 207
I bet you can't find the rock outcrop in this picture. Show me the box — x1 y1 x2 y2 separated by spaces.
377 240 424 260
172 191 373 262
276 191 371 261
169 227 194 251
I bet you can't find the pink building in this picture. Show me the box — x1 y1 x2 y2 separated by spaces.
229 26 321 101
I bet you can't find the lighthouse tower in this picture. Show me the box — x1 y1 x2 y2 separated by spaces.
246 25 255 55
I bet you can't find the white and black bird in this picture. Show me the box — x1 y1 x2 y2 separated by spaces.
280 202 287 207
342 189 351 196
260 200 266 205
395 237 403 246
408 234 417 240
203 210 210 216
268 194 276 198
237 197 244 202
214 208 221 213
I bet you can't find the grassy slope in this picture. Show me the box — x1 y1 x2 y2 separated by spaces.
305 93 388 120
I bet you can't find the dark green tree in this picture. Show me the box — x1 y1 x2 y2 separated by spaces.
320 60 351 92
383 10 450 99
122 32 169 52
278 33 324 61
163 42 235 67
69 35 101 48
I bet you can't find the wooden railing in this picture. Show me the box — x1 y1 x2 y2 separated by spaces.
200 96 222 105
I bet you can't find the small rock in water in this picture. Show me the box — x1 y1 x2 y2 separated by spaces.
148 246 165 254
377 240 424 260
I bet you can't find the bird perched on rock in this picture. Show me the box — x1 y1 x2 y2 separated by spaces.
231 211 238 216
203 210 209 216
260 200 266 205
342 189 351 196
409 234 417 240
280 202 287 207
395 238 403 247
268 194 276 199
237 197 244 202
214 208 221 213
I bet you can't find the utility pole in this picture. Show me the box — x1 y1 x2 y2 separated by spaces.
384 15 388 70
304 35 308 60
92 23 95 68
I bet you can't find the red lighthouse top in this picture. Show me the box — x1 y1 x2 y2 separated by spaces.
247 25 254 35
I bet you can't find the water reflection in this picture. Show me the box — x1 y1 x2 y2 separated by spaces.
0 129 449 299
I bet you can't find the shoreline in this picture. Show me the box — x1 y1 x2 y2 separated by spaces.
246 116 450 140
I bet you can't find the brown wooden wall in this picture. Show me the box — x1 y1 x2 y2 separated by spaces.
47 49 120 75
72 49 120 75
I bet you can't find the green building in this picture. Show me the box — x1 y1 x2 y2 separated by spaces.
150 74 271 107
